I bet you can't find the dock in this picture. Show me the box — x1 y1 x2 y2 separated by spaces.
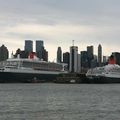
54 73 87 83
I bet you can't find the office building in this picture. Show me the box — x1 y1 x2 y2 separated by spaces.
87 46 94 68
42 47 48 61
69 46 78 73
36 40 48 61
81 51 89 72
103 56 108 65
77 54 81 73
0 45 9 61
24 40 33 52
57 47 62 63
36 40 44 52
36 40 44 59
63 52 70 70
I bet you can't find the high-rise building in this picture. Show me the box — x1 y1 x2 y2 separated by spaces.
98 44 102 66
36 40 44 59
77 54 81 73
42 47 48 61
57 47 62 63
87 46 93 55
69 46 78 73
24 40 33 52
81 51 89 72
36 40 44 52
63 52 70 70
35 40 48 61
91 56 97 68
103 56 108 65
0 45 9 61
87 46 94 68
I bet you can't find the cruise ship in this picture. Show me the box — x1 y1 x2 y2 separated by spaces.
0 54 68 83
86 56 120 83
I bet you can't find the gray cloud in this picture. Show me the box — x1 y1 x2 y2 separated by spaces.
0 0 120 60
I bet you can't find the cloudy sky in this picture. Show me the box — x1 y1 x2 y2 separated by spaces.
0 0 120 61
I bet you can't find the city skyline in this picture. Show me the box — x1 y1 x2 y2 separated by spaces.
0 0 120 61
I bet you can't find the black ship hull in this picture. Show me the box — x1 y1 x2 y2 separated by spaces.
85 76 120 83
0 72 58 83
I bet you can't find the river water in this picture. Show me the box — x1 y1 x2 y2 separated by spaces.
0 83 120 120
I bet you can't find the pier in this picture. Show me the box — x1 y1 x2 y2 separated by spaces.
54 73 87 83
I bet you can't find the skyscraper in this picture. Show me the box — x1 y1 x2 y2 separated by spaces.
98 44 102 66
81 51 89 72
69 46 78 73
63 52 70 70
35 40 48 61
42 47 48 61
57 47 62 63
87 46 93 55
36 40 44 59
87 46 94 68
36 40 44 52
0 45 9 61
24 40 33 52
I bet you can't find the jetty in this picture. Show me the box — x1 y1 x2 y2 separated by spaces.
54 73 87 83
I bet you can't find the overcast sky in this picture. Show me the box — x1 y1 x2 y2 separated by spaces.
0 0 120 61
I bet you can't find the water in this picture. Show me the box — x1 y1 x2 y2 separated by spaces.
0 83 120 120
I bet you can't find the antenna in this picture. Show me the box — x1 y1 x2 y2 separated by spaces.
72 40 74 46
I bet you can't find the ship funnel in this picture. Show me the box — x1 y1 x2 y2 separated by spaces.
108 55 116 64
28 52 36 59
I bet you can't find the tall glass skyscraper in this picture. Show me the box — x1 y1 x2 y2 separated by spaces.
36 40 44 52
24 40 33 52
36 40 44 59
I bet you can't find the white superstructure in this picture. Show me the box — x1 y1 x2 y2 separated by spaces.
86 64 120 79
0 58 68 74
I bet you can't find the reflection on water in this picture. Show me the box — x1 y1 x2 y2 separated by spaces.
0 83 120 120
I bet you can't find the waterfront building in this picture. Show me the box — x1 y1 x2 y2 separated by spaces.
24 40 33 52
98 44 102 66
63 52 70 70
0 45 9 61
69 46 78 73
57 47 62 63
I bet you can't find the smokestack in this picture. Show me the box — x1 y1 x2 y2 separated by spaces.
108 55 116 64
